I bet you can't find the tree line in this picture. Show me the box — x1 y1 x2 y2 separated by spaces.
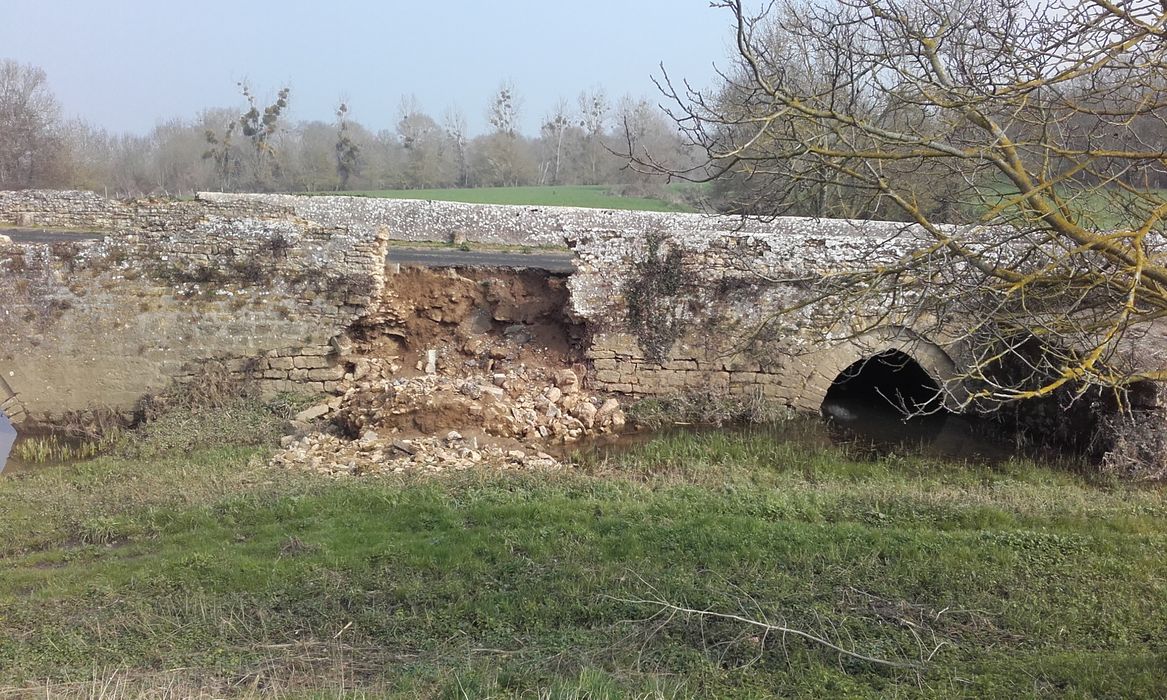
650 0 1167 227
0 60 697 200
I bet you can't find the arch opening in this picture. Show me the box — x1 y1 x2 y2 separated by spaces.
820 349 948 446
823 349 943 416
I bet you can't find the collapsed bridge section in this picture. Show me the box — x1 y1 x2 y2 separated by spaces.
0 190 969 426
1 190 1160 474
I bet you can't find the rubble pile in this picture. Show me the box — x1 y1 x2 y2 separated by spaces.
335 366 623 440
272 430 561 476
269 266 629 476
271 364 626 476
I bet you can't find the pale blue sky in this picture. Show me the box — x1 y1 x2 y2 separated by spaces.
1 1 738 136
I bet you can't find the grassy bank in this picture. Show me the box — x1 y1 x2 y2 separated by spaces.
333 185 696 213
1 421 1165 697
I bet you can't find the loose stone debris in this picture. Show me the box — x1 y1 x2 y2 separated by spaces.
271 267 626 476
272 366 625 475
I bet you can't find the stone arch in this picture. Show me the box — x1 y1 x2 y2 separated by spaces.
793 326 963 412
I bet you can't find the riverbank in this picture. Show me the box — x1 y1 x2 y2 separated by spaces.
1 407 1165 698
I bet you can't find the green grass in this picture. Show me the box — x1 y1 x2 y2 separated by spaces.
1 417 1165 697
334 185 696 213
972 180 1167 230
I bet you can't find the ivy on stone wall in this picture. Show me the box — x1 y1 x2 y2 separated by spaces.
623 230 686 364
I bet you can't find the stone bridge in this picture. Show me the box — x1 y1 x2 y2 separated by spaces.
0 190 969 426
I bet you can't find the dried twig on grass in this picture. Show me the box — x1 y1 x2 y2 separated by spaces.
617 594 923 670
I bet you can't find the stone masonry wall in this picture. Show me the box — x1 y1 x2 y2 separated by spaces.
564 220 953 411
0 189 291 232
197 191 920 248
0 190 126 229
0 192 387 424
195 194 958 410
0 189 955 422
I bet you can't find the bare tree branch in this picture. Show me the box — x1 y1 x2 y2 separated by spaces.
635 0 1167 411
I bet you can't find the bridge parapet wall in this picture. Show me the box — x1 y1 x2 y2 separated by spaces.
0 192 388 423
197 191 924 248
564 221 952 409
0 190 127 230
2 189 959 421
0 189 293 232
197 193 962 409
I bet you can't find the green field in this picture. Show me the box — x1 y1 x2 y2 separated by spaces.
323 181 1166 225
972 180 1167 230
1 405 1165 697
336 185 697 213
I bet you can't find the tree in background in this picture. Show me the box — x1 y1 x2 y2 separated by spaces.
487 80 520 138
202 83 290 192
648 0 1167 407
60 119 113 192
149 117 214 195
202 111 239 191
576 87 610 185
539 98 574 186
285 120 339 192
443 107 471 188
397 96 453 188
613 95 694 196
237 83 290 190
0 59 66 189
476 81 535 186
334 101 360 190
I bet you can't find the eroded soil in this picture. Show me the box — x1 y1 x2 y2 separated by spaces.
274 266 627 475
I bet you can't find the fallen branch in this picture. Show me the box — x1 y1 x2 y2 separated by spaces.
619 595 922 670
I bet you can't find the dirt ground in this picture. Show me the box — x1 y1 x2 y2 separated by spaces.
354 266 585 374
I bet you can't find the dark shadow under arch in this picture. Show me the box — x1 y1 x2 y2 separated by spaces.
823 349 943 417
820 349 948 446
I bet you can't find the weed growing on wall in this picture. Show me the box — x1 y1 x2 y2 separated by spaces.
623 230 686 364
124 363 309 457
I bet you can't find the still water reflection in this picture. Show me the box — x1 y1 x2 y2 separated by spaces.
0 413 16 473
